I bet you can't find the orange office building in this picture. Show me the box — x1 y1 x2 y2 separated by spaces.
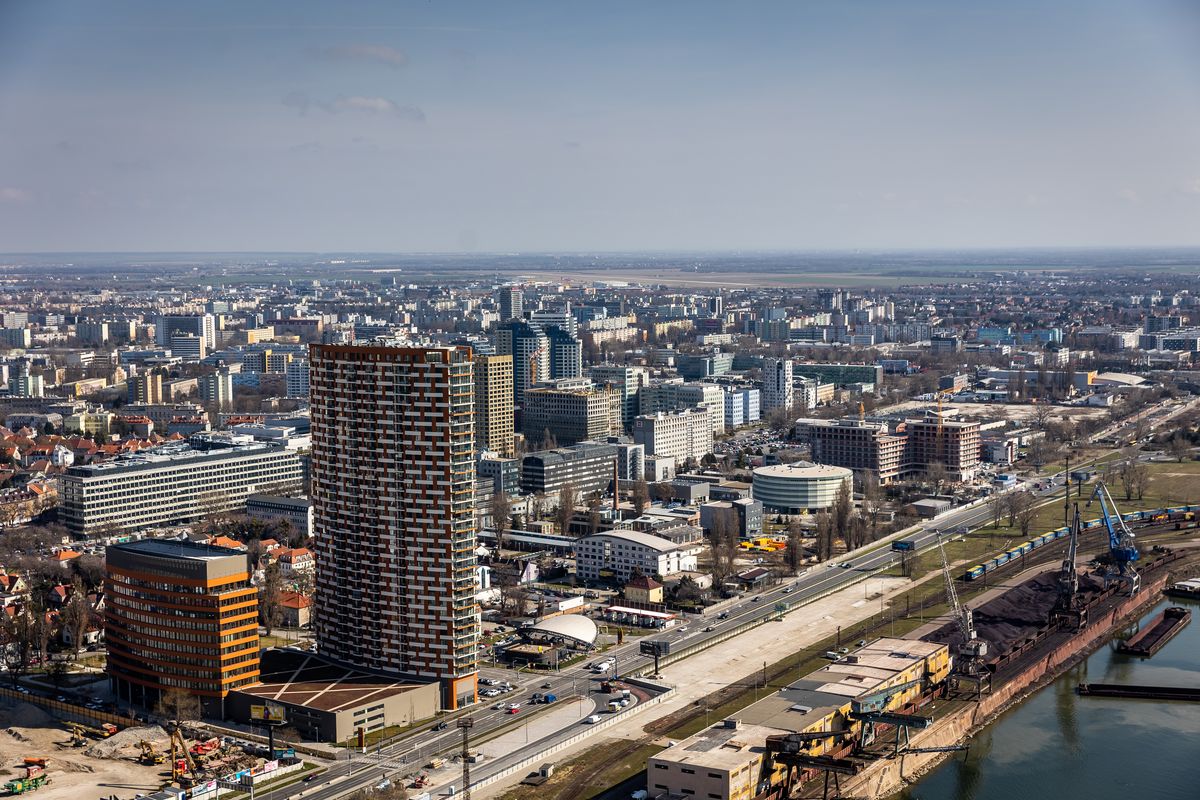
105 539 260 716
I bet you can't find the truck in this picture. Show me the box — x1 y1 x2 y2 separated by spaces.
4 775 49 794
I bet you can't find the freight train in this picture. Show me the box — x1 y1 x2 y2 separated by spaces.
963 505 1197 582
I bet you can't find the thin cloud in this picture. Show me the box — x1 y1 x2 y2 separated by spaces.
316 43 409 68
282 92 424 121
330 95 425 121
0 188 30 204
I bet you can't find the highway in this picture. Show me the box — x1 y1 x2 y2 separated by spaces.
261 400 1197 800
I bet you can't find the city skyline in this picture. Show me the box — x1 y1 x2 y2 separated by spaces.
3 1 1200 253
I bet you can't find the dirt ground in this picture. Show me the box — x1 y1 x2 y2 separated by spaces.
0 699 169 800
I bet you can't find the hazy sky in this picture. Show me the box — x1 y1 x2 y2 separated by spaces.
2 0 1200 253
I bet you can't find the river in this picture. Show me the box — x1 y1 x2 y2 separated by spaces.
899 595 1200 800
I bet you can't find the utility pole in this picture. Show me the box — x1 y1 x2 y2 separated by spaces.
457 718 474 800
1063 454 1071 529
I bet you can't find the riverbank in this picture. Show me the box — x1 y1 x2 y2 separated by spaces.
836 562 1178 799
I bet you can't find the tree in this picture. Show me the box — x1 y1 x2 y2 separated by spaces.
488 489 512 532
631 479 650 516
1167 434 1192 463
1026 437 1058 474
708 514 739 586
1 605 37 687
832 479 852 544
815 511 834 562
155 687 202 725
861 472 883 538
785 519 805 574
1006 490 1035 536
764 406 795 439
1016 491 1038 537
62 579 91 659
1032 402 1054 431
1118 459 1138 501
925 462 949 496
260 562 284 636
989 492 1005 529
554 482 579 535
1127 460 1150 501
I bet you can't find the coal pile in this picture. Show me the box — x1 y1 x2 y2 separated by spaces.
922 570 1105 656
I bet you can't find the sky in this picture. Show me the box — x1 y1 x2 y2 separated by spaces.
1 0 1200 254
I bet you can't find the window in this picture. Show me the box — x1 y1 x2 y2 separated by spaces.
653 764 668 770
708 772 721 779
681 768 695 774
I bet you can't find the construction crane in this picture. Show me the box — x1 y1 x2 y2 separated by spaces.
1087 481 1140 595
1049 504 1088 630
933 531 990 695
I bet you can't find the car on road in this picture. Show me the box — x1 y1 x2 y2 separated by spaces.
302 775 317 783
493 702 506 710
704 626 714 632
433 721 448 731
782 587 793 594
718 612 729 619
541 682 552 689
583 715 601 724
751 596 760 602
508 706 521 714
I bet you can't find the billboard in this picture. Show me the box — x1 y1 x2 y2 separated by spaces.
249 704 287 723
640 640 671 657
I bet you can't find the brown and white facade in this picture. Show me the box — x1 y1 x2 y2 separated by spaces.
310 343 479 709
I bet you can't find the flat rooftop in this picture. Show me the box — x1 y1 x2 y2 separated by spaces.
650 722 787 772
110 538 245 561
237 649 434 713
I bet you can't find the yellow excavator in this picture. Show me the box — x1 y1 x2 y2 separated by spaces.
64 725 87 748
139 740 166 765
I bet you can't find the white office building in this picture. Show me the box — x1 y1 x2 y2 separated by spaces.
632 408 714 467
723 387 761 427
575 530 701 582
60 433 303 536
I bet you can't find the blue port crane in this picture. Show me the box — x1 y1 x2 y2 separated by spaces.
1087 480 1140 595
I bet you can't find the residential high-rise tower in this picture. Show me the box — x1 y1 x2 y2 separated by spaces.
309 343 479 709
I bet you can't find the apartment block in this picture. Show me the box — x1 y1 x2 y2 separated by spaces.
762 356 794 412
520 442 619 496
808 418 909 484
473 354 515 456
309 343 478 709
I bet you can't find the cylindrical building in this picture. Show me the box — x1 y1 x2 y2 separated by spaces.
751 462 852 514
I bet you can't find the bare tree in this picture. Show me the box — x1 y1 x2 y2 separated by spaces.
554 482 579 536
1016 492 1038 537
1003 489 1036 536
155 687 202 725
1167 435 1192 463
1129 460 1150 501
785 519 805 574
1032 402 1054 431
925 462 949 496
989 492 1005 528
1027 437 1058 474
631 479 650 516
1 605 37 687
488 488 512 532
708 514 739 585
815 511 834 562
832 479 852 544
861 471 883 539
1118 459 1137 502
586 494 603 535
62 579 91 659
260 562 284 636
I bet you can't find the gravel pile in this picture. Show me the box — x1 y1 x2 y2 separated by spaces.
84 725 170 759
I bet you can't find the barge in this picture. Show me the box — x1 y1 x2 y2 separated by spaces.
1164 578 1200 600
1116 606 1191 657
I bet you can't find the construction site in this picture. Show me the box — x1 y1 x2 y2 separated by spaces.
642 481 1199 800
0 696 306 800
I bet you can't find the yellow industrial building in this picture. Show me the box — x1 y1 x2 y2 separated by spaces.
647 637 950 800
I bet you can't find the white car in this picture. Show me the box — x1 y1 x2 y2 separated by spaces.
583 715 602 724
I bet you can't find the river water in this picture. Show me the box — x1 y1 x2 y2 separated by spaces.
899 595 1200 800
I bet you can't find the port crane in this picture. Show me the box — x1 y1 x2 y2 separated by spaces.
1087 480 1140 595
934 531 991 696
1049 504 1088 630
764 731 859 800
